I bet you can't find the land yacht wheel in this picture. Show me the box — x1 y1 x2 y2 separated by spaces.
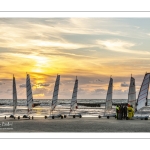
73 115 75 118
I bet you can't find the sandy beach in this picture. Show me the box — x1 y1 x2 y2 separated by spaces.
0 117 150 132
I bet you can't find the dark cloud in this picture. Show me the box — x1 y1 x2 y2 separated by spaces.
60 82 64 86
94 89 106 93
37 83 50 87
121 82 129 87
89 79 103 83
5 89 12 93
19 84 26 88
114 89 128 95
7 89 11 92
78 88 86 93
90 89 107 96
19 83 38 88
33 88 44 95
32 88 51 97
67 81 74 84
0 79 11 81
32 84 36 87
40 83 50 87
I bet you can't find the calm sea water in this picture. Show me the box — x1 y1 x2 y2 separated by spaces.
0 99 150 117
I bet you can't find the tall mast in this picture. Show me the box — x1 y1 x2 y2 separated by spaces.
13 75 17 115
128 76 136 109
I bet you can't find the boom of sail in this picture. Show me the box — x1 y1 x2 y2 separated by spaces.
136 73 150 111
70 77 78 113
128 76 136 109
13 75 17 115
26 74 33 113
51 75 60 112
105 77 113 114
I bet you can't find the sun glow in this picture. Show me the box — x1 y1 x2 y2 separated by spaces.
27 55 49 67
1 18 150 99
27 55 50 73
32 68 42 73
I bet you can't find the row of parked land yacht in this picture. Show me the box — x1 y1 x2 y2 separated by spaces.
3 73 150 120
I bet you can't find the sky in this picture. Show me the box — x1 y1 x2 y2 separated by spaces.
0 18 150 99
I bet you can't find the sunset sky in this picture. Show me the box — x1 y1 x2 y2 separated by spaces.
0 18 150 99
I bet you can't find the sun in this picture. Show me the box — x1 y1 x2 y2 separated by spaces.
34 56 49 67
29 55 50 73
27 55 48 67
32 68 42 73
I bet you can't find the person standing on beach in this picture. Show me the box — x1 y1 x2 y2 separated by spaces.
116 105 119 119
131 105 134 117
118 105 122 120
127 104 132 119
121 105 123 119
119 105 123 120
124 106 126 119
123 105 127 119
122 105 125 119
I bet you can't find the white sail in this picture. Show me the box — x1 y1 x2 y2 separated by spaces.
70 77 78 113
51 75 60 112
137 73 150 111
13 75 17 115
128 76 136 109
26 74 33 113
105 77 113 114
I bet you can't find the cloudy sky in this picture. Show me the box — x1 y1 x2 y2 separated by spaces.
0 18 150 99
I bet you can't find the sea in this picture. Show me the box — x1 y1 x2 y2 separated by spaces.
0 99 150 118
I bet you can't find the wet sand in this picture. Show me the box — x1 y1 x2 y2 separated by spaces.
0 117 150 132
